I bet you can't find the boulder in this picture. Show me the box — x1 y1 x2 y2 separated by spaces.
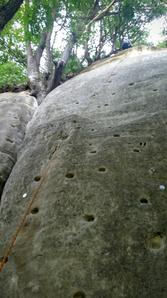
0 48 167 298
0 92 37 199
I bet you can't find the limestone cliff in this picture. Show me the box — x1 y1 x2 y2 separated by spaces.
0 48 167 298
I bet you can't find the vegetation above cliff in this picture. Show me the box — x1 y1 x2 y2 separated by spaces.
0 0 166 102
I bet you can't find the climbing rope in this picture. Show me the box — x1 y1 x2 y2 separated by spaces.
0 144 59 272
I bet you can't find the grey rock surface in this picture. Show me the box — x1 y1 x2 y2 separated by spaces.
0 92 37 199
0 48 167 298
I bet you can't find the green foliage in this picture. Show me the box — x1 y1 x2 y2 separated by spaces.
0 62 27 88
64 55 82 75
0 0 8 6
52 49 62 60
122 0 135 21
0 0 167 92
65 0 93 13
157 40 167 48
0 27 26 65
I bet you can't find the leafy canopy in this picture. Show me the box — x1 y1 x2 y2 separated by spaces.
0 0 166 90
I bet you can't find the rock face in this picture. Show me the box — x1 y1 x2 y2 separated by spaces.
0 48 167 298
0 92 37 199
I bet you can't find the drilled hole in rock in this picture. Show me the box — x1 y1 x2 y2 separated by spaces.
6 138 13 143
34 176 41 182
91 129 95 131
73 120 77 123
90 150 97 154
149 233 164 250
89 143 92 146
31 207 39 214
129 82 134 86
62 134 69 140
140 198 148 204
104 104 109 106
65 173 74 179
98 167 106 172
153 89 158 92
76 102 79 104
83 214 95 222
113 134 120 137
73 291 86 298
133 149 140 152
140 142 146 146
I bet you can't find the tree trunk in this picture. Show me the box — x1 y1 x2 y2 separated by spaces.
47 34 76 93
0 0 24 32
27 44 47 104
94 20 104 60
26 31 52 104
27 44 40 95
44 31 53 75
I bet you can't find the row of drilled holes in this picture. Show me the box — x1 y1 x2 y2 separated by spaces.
31 175 96 221
23 133 159 291
129 82 159 92
75 85 158 106
30 208 95 223
31 168 90 298
90 142 146 155
37 83 160 294
0 89 160 288
73 122 146 152
2 164 163 295
73 119 120 135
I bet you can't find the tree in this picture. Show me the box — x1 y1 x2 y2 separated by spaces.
80 0 167 60
19 0 118 103
0 0 166 104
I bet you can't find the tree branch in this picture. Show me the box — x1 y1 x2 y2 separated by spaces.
35 31 47 68
47 33 76 93
85 0 117 32
0 0 24 32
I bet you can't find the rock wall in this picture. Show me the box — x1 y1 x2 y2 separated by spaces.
0 92 37 199
0 48 167 298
